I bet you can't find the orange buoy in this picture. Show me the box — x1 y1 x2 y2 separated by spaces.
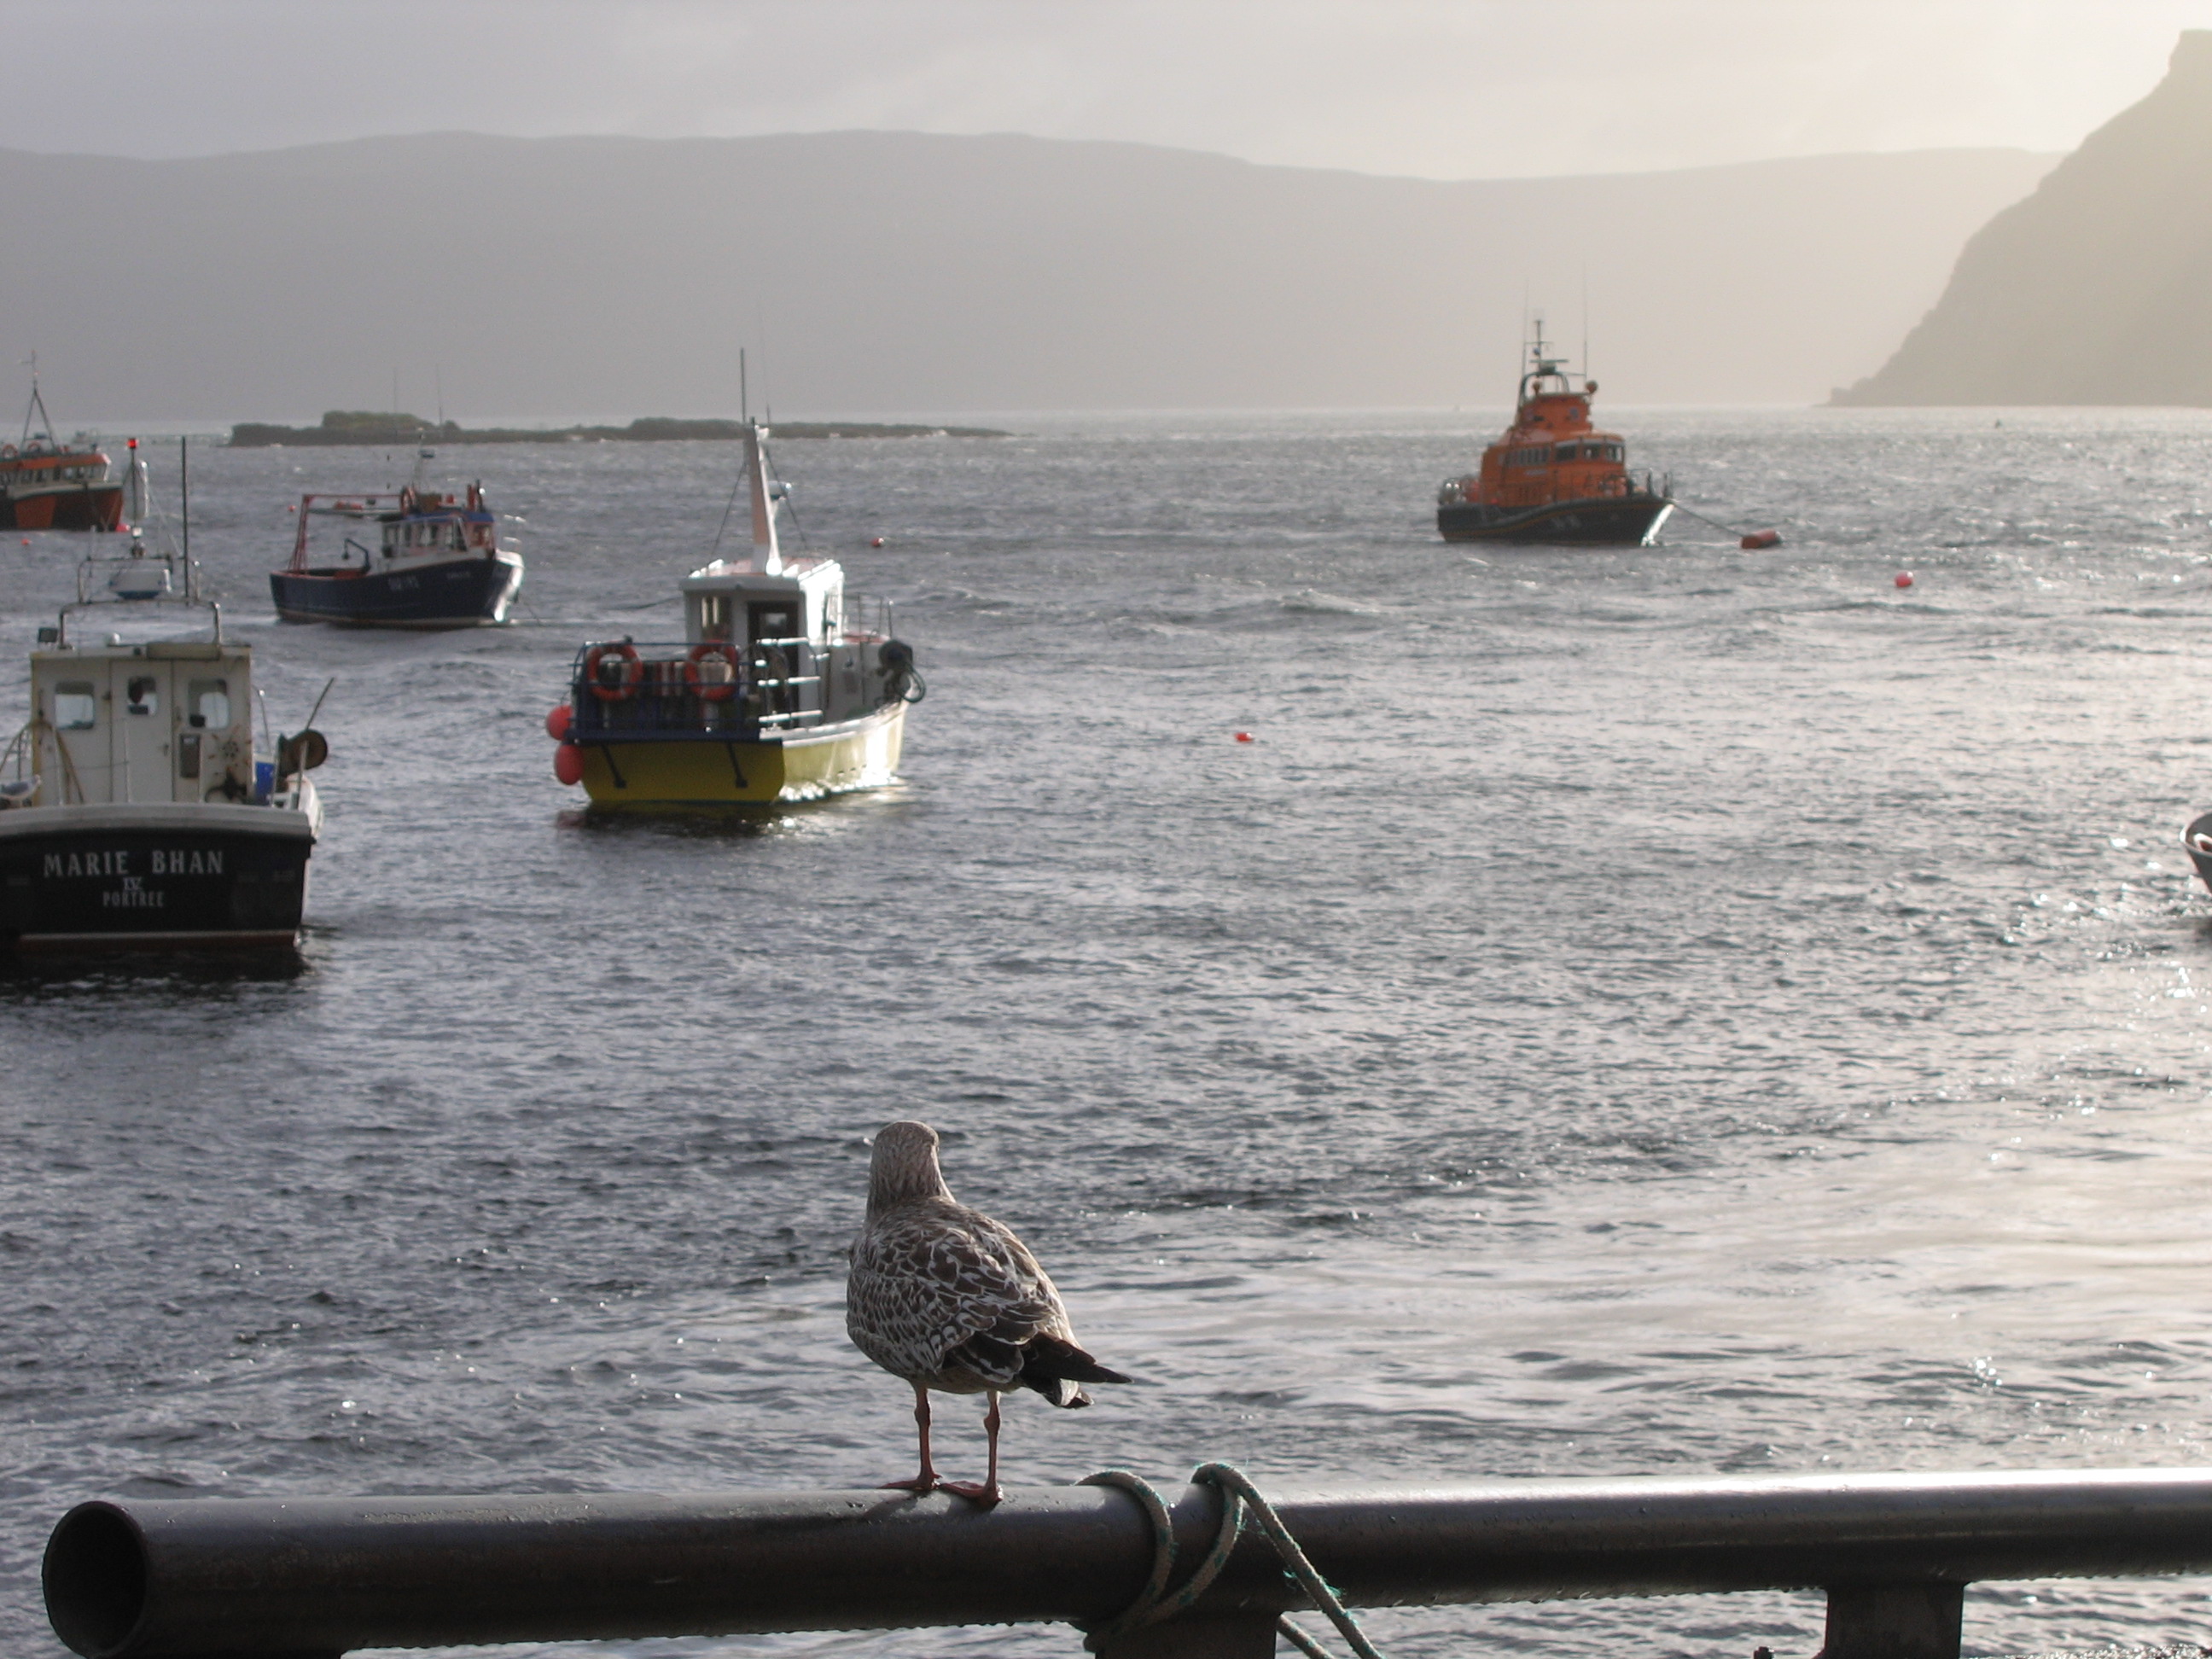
1740 530 1780 550
1895 572 1913 589
1235 731 1254 743
544 704 572 741
870 536 886 548
553 742 585 786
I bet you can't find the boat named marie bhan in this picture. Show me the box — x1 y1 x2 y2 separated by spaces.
271 461 523 629
1437 328 1673 546
0 499 329 952
548 422 921 809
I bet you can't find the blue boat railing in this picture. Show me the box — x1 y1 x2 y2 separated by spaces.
568 637 827 740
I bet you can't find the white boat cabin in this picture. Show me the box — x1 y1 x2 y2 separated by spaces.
26 638 259 806
680 556 845 653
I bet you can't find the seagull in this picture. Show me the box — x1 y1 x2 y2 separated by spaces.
847 1120 1132 1505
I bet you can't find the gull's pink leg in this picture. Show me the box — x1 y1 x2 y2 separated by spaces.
880 1382 939 1493
940 1392 1005 1507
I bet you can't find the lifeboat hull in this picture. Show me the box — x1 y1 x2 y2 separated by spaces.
1438 495 1674 546
0 482 125 532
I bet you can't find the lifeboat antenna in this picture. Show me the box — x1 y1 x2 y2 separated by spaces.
740 347 748 422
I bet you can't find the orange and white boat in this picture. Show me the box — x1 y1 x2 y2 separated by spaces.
1437 324 1672 545
0 375 123 533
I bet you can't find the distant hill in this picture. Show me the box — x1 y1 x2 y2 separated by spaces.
1835 32 2212 405
0 132 2054 419
226 411 1008 445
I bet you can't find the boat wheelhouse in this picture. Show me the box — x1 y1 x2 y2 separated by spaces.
0 521 329 952
0 374 124 533
271 461 523 628
1437 324 1673 545
549 422 920 808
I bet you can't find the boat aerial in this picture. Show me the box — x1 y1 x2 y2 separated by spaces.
1437 321 1674 546
547 421 922 809
0 453 329 953
0 370 124 533
271 451 523 628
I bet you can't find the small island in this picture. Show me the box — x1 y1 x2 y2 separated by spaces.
228 410 1010 447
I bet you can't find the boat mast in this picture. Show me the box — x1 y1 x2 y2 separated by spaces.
742 418 781 576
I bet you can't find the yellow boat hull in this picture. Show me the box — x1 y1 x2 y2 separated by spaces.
578 703 906 809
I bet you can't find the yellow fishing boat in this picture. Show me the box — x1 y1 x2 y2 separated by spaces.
546 421 921 809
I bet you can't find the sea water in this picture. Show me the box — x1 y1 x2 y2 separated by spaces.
6 409 2212 1659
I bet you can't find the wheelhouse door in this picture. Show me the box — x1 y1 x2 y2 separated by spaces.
111 661 173 804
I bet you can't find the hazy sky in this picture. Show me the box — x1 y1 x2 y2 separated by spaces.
8 1 2210 178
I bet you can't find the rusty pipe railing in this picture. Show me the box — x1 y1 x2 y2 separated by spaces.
44 1467 2212 1659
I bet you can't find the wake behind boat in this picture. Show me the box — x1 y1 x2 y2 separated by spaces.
1437 323 1674 545
271 455 523 628
0 480 330 952
547 421 921 809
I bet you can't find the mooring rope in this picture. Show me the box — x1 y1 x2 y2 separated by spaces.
1078 1464 1386 1659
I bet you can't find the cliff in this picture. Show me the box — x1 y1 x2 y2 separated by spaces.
1835 32 2212 405
0 133 2052 417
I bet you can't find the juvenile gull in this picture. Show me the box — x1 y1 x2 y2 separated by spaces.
847 1120 1131 1505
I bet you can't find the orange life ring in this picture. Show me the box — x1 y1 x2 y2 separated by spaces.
684 641 741 701
584 641 643 701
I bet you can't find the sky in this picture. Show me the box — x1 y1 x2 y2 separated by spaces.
6 0 2211 179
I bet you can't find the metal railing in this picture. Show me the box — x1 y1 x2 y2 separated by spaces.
568 637 826 737
40 1466 2212 1659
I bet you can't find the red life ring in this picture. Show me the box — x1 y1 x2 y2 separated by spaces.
684 641 741 701
584 641 643 701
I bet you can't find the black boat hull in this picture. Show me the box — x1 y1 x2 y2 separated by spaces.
1438 496 1674 545
271 553 521 629
0 803 317 952
2184 813 2212 895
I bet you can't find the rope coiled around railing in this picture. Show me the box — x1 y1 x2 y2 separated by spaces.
1078 1464 1387 1659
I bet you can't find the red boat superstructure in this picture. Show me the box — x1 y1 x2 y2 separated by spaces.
0 375 123 533
1437 325 1672 545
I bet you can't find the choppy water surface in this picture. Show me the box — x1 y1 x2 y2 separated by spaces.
9 409 2212 1659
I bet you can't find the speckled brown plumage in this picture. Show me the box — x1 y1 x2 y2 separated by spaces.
847 1120 1130 1504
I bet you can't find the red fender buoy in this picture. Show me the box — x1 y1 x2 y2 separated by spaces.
553 742 585 786
1740 530 1780 550
544 704 572 741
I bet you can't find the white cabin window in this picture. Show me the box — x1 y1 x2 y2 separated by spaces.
126 676 159 716
54 683 96 729
189 678 230 730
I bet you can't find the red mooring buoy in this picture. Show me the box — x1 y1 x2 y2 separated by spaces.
1895 572 1914 589
1740 530 1780 550
870 537 886 548
1235 731 1254 743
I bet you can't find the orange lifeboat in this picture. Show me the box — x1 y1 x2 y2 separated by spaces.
1437 326 1673 545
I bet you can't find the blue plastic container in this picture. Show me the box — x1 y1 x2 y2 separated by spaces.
254 760 275 800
